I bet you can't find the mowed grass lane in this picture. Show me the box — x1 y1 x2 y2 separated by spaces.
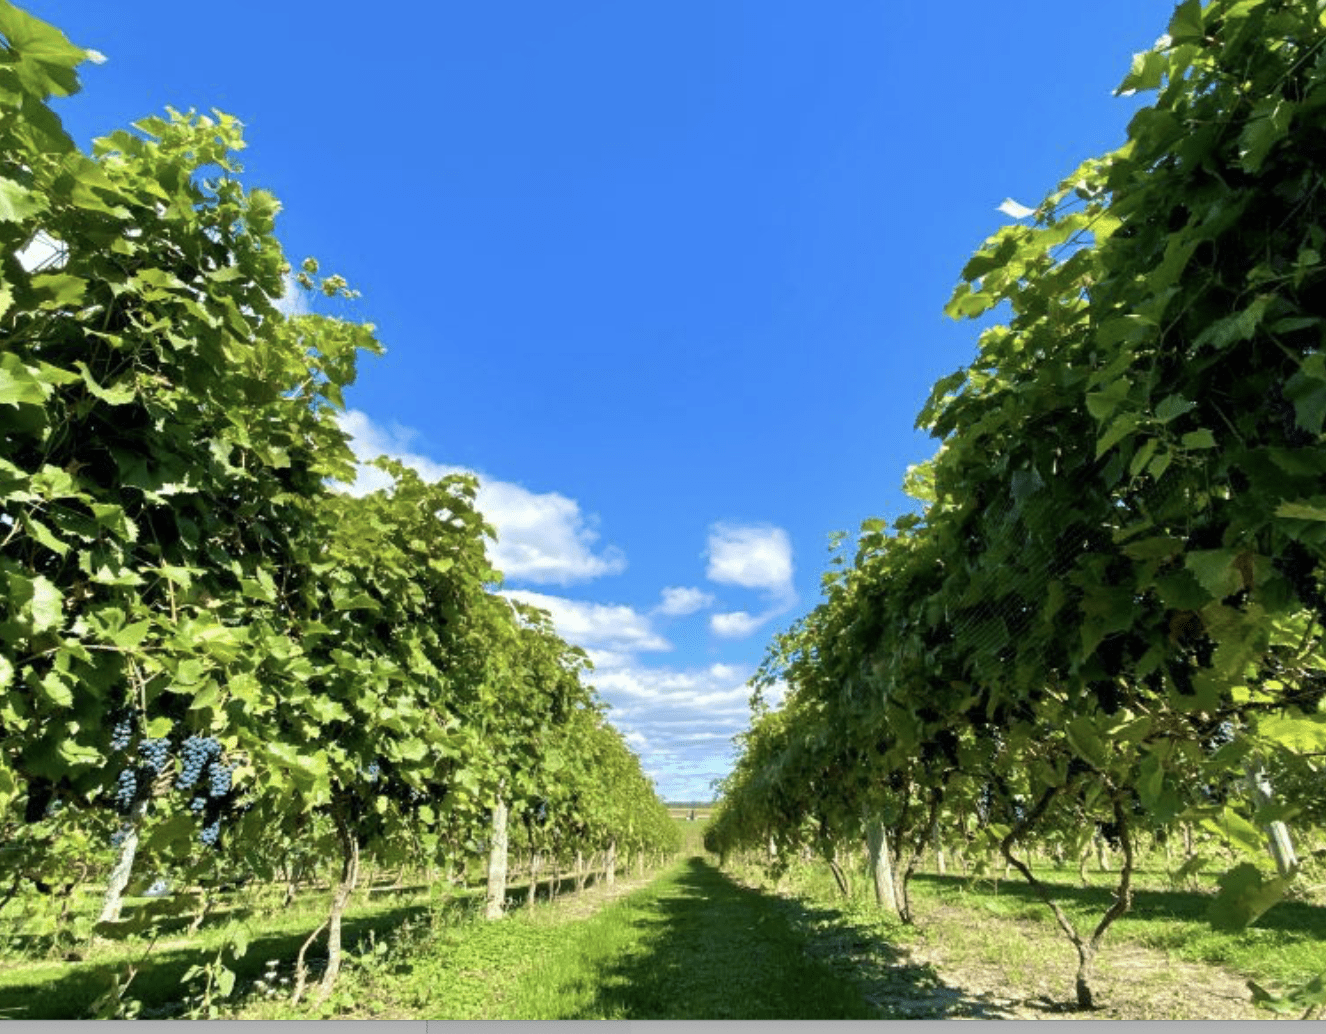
419 857 879 1019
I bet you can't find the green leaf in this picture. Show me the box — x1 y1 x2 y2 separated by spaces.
1208 862 1289 930
1185 550 1241 599
56 736 100 768
1085 376 1132 421
1065 716 1108 771
1239 98 1294 174
1170 853 1208 885
38 669 72 707
1095 413 1139 459
1275 501 1326 521
1167 0 1203 42
1180 428 1216 449
333 592 379 612
1116 48 1169 95
1284 353 1326 436
0 353 49 406
1154 394 1195 423
1128 437 1158 477
19 512 70 557
1121 535 1183 560
0 176 47 222
0 1 90 98
75 362 136 405
108 620 150 651
229 925 249 959
30 272 86 310
1248 973 1326 1016
1257 713 1326 752
1138 754 1164 806
1194 293 1275 350
26 574 63 632
1203 808 1265 857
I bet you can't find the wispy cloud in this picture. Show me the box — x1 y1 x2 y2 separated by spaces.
705 523 794 595
655 586 714 616
590 660 753 800
703 522 797 640
501 589 671 656
338 410 626 585
709 610 767 639
274 271 312 317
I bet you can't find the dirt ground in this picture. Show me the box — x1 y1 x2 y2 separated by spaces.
524 870 658 924
526 862 1289 1020
864 897 1283 1021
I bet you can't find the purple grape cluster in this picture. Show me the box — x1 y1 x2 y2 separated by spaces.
206 760 232 797
110 826 129 848
110 717 134 752
174 735 221 790
113 769 137 813
138 737 170 773
199 819 221 847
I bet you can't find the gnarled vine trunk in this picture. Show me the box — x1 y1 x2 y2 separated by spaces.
1001 787 1134 1010
827 845 851 899
292 808 362 1005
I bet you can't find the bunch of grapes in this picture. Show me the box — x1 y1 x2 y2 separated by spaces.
113 769 138 814
175 735 222 790
207 761 232 797
138 738 171 774
190 796 207 814
110 716 135 752
110 826 129 848
199 819 221 847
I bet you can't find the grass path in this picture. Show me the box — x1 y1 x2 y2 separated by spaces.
365 856 883 1019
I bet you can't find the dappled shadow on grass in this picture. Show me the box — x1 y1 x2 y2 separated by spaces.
912 871 1326 938
0 898 435 1020
566 857 1019 1020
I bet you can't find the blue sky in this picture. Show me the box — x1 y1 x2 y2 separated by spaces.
31 1 1172 801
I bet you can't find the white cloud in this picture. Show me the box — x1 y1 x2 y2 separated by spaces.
701 523 797 640
705 523 794 595
656 586 714 616
623 730 650 750
754 678 788 711
337 410 626 585
583 648 633 671
501 589 670 655
275 271 312 317
997 197 1036 220
480 481 626 585
709 610 767 638
590 659 755 801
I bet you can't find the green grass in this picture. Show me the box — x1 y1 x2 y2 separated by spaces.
907 866 1326 991
262 856 886 1019
740 852 1324 1005
486 857 880 1019
0 880 458 1019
